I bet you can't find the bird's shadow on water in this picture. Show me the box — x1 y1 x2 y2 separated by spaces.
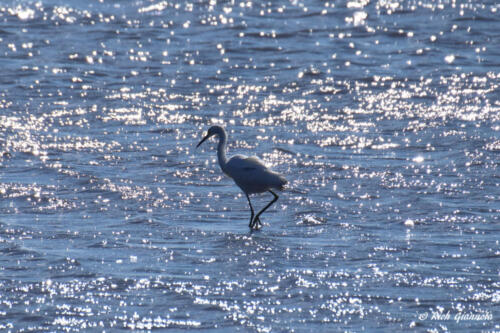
213 226 284 252
248 228 261 235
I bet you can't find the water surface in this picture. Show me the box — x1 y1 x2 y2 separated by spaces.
0 0 499 331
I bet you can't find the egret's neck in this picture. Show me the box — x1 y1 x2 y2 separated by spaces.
216 130 228 172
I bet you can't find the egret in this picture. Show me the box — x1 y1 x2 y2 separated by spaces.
196 126 287 230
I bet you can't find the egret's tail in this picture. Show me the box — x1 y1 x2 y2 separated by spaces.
276 173 287 191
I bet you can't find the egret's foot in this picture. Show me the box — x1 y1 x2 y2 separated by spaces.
250 217 262 230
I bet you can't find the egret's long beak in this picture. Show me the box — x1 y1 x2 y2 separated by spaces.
196 134 210 148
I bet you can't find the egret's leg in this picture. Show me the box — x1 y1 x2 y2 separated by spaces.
246 193 263 229
252 190 279 228
245 193 255 229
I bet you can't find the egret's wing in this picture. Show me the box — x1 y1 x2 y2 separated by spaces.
226 155 286 193
228 155 268 171
242 156 269 170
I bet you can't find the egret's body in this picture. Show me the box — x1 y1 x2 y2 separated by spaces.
197 126 287 230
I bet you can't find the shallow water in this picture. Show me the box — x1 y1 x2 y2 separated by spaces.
0 0 499 331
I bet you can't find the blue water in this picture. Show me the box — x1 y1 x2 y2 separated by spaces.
1 0 499 331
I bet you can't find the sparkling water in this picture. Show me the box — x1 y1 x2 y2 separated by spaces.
0 1 498 331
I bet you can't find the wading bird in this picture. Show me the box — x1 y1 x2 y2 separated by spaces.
196 126 287 230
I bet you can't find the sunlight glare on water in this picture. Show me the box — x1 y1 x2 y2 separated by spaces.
0 0 499 331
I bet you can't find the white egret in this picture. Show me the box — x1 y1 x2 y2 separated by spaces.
196 126 287 230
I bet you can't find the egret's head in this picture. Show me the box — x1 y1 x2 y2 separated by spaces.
196 125 225 148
